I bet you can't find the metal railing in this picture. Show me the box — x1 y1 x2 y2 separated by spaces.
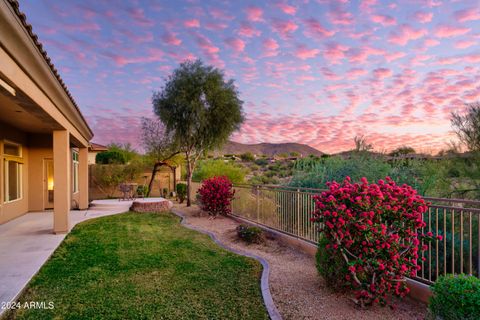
230 184 480 284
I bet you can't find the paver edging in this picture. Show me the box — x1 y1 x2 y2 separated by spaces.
171 208 282 320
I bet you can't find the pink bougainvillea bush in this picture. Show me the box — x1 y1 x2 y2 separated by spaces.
197 176 235 217
312 176 440 307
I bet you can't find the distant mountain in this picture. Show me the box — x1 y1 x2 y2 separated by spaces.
214 141 324 157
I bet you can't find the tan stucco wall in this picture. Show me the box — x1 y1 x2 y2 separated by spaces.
27 134 52 211
88 152 97 165
0 127 88 224
0 123 29 224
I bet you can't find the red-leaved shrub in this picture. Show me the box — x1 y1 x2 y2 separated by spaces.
312 176 440 307
197 176 235 217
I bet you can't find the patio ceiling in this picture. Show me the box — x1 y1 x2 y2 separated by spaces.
0 80 62 134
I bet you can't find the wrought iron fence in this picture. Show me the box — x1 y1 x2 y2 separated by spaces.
230 184 480 284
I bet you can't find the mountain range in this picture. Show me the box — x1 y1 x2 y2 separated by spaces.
214 141 324 157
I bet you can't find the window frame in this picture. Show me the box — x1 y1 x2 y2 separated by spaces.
72 150 79 193
3 140 24 203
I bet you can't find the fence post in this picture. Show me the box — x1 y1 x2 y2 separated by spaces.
256 185 260 223
297 189 300 238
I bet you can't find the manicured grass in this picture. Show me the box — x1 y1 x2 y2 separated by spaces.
7 212 268 320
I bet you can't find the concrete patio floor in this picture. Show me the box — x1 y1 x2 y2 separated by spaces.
0 198 164 316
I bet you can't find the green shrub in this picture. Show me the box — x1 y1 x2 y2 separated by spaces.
316 236 347 291
136 185 149 197
240 152 255 162
236 224 263 244
429 274 480 320
193 159 246 184
176 183 187 203
254 158 268 166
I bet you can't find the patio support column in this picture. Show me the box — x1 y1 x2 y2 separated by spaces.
53 130 70 234
78 147 89 209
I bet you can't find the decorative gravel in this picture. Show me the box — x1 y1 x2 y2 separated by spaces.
174 203 428 320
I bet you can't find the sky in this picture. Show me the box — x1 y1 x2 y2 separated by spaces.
21 0 480 154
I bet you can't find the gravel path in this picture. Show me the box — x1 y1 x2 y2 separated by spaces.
174 204 428 320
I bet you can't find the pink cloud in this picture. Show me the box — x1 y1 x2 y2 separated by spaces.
193 33 219 54
414 11 433 23
303 18 335 38
454 7 480 22
328 6 354 25
423 38 440 47
346 68 367 79
245 6 264 22
204 21 228 31
435 24 471 38
295 45 320 59
184 19 200 28
161 31 181 46
373 68 393 79
127 7 154 27
224 37 246 52
276 3 297 15
371 14 397 26
454 39 476 49
385 51 406 62
104 48 164 67
388 24 427 45
262 38 280 57
346 45 385 63
323 42 349 64
210 8 234 21
271 19 298 38
238 21 261 37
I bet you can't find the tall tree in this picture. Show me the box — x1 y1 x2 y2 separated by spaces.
141 118 180 197
451 102 480 151
153 60 244 206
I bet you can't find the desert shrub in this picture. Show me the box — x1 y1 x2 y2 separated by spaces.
240 152 255 162
197 176 235 217
176 183 187 203
254 158 268 166
312 176 439 307
429 274 480 320
236 224 263 244
193 159 246 184
289 154 390 189
316 236 347 291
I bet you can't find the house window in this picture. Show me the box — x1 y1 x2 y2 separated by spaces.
3 142 23 202
72 151 79 193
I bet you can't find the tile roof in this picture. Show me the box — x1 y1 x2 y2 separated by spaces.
6 0 93 135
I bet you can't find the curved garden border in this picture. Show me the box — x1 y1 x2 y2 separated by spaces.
171 208 282 320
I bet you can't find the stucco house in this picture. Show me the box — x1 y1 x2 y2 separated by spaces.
0 0 93 233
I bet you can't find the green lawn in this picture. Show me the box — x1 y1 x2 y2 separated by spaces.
7 212 268 320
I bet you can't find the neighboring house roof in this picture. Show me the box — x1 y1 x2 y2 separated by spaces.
6 0 93 137
89 143 108 152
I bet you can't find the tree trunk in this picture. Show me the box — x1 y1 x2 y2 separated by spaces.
186 159 192 207
146 163 160 197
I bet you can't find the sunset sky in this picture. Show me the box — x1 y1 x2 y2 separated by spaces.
21 0 480 154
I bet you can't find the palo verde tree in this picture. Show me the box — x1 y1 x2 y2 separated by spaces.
141 117 181 197
153 60 244 206
451 102 480 152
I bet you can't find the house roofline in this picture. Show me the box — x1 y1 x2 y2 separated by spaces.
6 0 94 138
